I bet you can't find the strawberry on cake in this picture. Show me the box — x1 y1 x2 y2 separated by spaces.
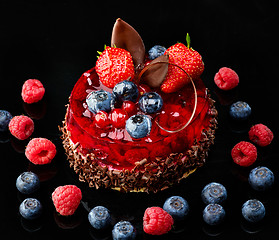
60 18 217 193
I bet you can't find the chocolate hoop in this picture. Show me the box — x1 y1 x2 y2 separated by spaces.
138 61 197 133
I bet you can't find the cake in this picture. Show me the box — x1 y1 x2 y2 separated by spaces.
60 18 217 193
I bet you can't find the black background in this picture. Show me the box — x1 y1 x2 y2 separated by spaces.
0 0 279 239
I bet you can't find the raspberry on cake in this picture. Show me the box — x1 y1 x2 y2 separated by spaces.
60 18 218 193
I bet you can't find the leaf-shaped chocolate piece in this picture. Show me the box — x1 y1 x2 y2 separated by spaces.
139 54 169 88
111 18 145 67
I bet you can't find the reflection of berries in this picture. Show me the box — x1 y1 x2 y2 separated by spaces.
214 67 239 90
143 207 173 235
25 138 56 165
248 124 273 147
231 141 257 167
9 115 34 140
52 185 82 216
21 79 45 104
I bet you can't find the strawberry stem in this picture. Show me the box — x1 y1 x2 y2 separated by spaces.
186 33 191 48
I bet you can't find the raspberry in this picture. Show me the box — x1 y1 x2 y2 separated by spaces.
231 141 257 167
25 138 56 165
9 115 34 140
52 185 82 216
143 207 174 235
248 124 273 147
214 67 239 90
22 79 45 104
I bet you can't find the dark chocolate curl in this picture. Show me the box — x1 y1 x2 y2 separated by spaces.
111 18 145 67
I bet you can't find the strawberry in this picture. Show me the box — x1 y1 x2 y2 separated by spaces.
96 46 135 88
161 34 204 93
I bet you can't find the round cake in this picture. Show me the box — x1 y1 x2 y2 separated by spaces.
60 18 217 193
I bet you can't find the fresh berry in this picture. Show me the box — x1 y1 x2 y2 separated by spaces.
112 221 136 240
121 101 137 116
214 67 239 90
94 111 110 128
163 196 189 221
8 115 34 140
242 199 265 223
96 46 135 88
125 114 152 139
143 207 173 235
148 45 167 60
19 198 42 220
231 141 257 167
86 90 115 114
52 185 82 216
88 206 111 230
201 182 227 204
248 166 274 191
21 79 45 104
248 124 274 147
113 80 139 103
16 172 40 194
25 138 57 165
203 203 225 226
0 110 13 132
138 92 163 114
110 108 128 128
161 34 204 93
229 101 251 120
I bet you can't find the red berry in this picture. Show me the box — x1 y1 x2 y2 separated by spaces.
25 138 56 165
110 108 128 128
138 84 151 95
231 141 257 167
248 124 273 147
143 207 174 235
9 115 34 140
121 101 137 116
94 111 110 128
214 67 239 90
21 79 45 104
52 185 82 216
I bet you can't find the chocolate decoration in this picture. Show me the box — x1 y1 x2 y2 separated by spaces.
139 54 169 88
111 18 145 67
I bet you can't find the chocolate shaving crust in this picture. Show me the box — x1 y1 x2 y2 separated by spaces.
60 94 218 193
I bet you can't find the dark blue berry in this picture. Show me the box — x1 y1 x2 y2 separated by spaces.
248 166 274 191
113 80 139 103
203 204 225 226
242 199 265 223
16 172 40 194
86 90 115 114
0 110 13 132
148 45 167 60
138 92 163 114
229 101 251 120
88 206 111 230
19 198 42 220
125 114 152 139
163 196 189 221
201 182 227 204
112 221 136 240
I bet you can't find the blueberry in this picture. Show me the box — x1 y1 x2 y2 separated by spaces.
0 110 13 132
19 198 42 220
125 114 152 139
86 89 115 114
16 172 40 194
138 92 163 114
229 101 251 120
148 45 167 60
203 204 225 226
242 199 265 223
248 166 274 191
112 221 136 240
201 182 227 204
113 80 139 103
88 206 111 230
163 196 189 221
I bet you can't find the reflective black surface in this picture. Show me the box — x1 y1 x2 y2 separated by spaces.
1 1 278 239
